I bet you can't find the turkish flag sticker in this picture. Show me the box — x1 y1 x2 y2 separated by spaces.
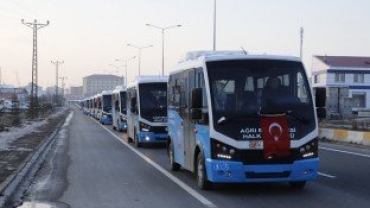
260 115 290 160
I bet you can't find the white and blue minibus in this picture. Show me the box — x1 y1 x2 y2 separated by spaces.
96 90 113 125
167 51 320 190
88 96 94 117
93 94 101 119
127 76 168 147
112 86 127 131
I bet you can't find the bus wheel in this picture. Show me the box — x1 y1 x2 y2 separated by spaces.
113 124 116 131
169 142 180 171
134 130 142 147
289 181 306 189
196 153 212 190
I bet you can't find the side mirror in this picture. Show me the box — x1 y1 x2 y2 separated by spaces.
132 107 138 114
315 88 326 108
130 97 136 109
191 109 202 120
191 88 203 109
115 100 119 111
316 107 326 119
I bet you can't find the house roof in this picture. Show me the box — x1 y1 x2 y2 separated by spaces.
316 56 370 68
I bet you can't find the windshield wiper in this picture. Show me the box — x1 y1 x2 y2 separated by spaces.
217 113 259 125
217 116 227 125
286 110 311 125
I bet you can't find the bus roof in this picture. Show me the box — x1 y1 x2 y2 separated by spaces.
112 85 127 94
171 51 302 75
127 75 168 88
101 90 113 95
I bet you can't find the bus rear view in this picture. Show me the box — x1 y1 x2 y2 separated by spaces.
167 52 319 189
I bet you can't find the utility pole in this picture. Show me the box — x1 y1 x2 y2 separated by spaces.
59 76 67 105
51 60 64 106
21 19 50 119
213 0 217 51
300 27 304 60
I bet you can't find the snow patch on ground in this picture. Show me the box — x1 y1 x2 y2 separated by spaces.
0 119 47 151
0 108 69 151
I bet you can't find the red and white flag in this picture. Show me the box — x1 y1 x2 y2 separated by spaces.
260 115 290 159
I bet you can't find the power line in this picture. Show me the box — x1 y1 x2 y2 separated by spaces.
21 19 50 119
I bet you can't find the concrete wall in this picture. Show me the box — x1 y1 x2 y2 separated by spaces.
319 128 370 146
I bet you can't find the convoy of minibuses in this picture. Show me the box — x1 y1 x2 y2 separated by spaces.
78 51 323 190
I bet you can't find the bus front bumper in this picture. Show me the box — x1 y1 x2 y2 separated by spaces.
100 115 112 125
205 158 319 183
139 132 167 143
119 121 127 131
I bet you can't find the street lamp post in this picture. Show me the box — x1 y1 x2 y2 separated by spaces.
115 56 136 87
213 0 217 51
146 24 182 76
127 44 153 76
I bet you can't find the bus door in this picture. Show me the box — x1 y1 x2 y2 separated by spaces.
183 70 197 171
128 88 136 138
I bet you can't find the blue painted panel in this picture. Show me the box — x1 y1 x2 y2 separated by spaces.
168 109 185 166
205 158 319 183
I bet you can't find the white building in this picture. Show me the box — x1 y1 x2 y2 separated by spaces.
83 74 124 96
312 55 370 112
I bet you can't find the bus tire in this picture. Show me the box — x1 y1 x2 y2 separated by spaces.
196 153 212 190
169 141 180 171
289 181 306 189
134 129 142 148
127 136 133 143
113 124 116 131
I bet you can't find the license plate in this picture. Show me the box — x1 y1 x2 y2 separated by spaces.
249 140 262 149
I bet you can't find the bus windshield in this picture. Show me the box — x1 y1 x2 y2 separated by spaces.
120 92 127 114
139 83 167 122
207 60 315 140
102 95 112 113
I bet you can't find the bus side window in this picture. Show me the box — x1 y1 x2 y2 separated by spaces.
196 68 209 125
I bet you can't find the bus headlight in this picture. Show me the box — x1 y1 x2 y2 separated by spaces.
211 139 240 161
299 138 318 159
140 122 151 132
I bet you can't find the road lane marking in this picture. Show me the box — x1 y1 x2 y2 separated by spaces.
319 147 370 158
318 172 337 179
91 118 217 208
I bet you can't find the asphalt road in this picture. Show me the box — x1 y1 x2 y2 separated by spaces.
17 108 370 208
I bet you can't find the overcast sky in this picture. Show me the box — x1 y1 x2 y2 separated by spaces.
0 0 369 88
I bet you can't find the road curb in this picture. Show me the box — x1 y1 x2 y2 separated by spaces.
319 128 370 146
0 111 71 207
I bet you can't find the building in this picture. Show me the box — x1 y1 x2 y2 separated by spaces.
0 87 28 104
24 82 45 97
45 86 64 95
66 86 84 101
312 55 370 117
83 74 124 96
70 86 83 95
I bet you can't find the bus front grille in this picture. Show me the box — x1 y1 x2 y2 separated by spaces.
245 171 291 179
240 150 300 165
